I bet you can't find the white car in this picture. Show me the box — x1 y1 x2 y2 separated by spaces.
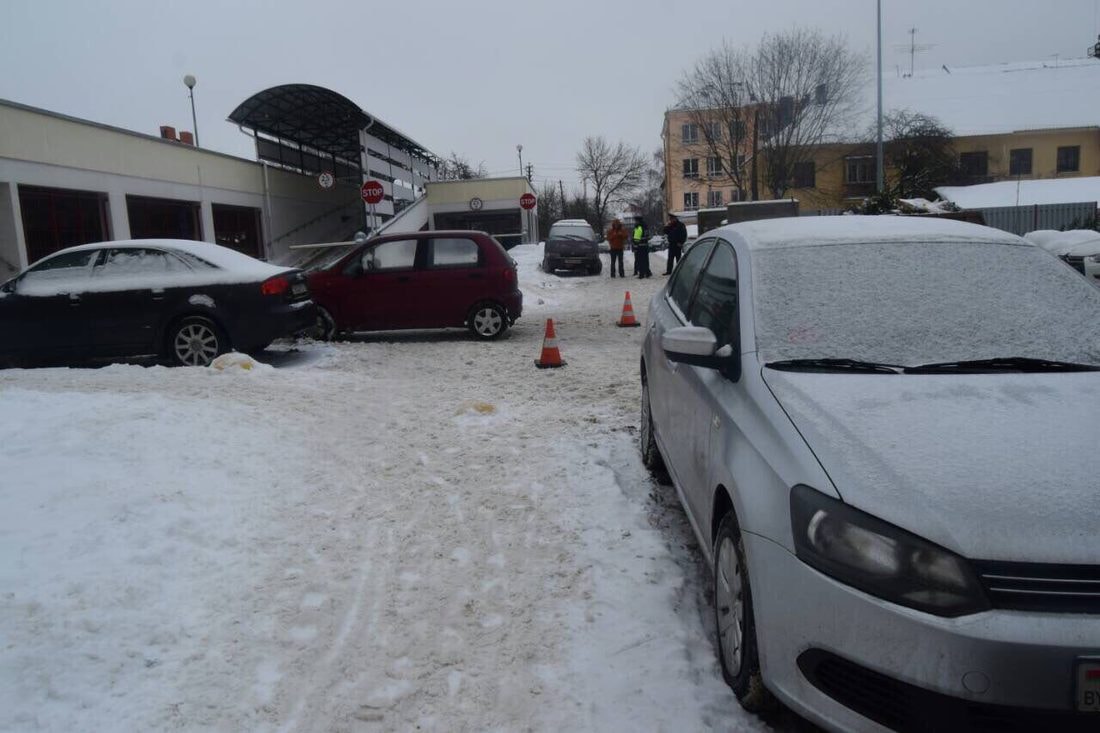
1024 229 1100 286
641 216 1100 732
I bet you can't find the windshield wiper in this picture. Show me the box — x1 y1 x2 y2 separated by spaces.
905 357 1100 374
765 358 903 374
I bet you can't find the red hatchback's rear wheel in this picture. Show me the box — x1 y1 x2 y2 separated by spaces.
468 303 507 340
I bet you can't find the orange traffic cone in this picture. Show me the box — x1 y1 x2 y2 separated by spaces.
534 318 566 368
617 291 641 328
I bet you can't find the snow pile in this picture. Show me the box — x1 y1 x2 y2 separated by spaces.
0 242 773 732
208 351 273 372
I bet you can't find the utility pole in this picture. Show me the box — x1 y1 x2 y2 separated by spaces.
526 163 533 182
876 0 885 195
517 144 524 177
559 179 566 218
750 106 760 201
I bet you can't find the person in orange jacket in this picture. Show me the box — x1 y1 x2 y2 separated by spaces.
605 218 628 278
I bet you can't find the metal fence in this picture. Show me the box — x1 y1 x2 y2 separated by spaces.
974 202 1097 236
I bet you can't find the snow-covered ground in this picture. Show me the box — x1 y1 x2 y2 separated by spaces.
0 245 795 732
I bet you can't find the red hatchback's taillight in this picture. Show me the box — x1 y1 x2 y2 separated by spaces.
261 275 290 296
502 267 516 284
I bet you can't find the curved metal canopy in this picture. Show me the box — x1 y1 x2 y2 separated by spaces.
228 84 436 164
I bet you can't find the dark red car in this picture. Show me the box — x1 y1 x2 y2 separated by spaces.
306 230 522 340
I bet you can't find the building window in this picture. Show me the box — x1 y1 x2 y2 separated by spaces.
682 158 699 178
212 204 263 258
681 123 698 143
844 156 875 184
17 185 110 264
126 195 202 241
1009 148 1033 176
1057 145 1080 173
683 192 699 210
959 151 989 178
793 161 816 188
814 83 829 105
704 122 722 141
707 190 724 208
729 119 747 140
730 189 742 203
706 157 723 176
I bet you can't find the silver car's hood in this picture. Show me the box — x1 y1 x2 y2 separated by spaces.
763 369 1100 563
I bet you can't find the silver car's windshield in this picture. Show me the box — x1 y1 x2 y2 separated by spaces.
752 241 1100 367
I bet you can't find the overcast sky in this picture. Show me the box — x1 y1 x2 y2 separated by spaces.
3 0 1098 192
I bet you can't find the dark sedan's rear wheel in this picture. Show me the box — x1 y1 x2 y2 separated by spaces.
468 303 508 340
169 316 226 367
715 511 776 713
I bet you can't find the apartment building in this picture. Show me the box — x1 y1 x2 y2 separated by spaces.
663 57 1100 212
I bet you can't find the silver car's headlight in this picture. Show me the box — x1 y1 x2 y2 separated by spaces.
790 485 990 617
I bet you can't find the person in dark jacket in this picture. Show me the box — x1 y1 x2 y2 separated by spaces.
663 214 688 275
633 218 651 278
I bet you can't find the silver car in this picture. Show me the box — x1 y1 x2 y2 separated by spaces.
640 216 1100 732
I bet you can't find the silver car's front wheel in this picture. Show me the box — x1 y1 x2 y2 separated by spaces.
716 534 745 676
714 511 776 712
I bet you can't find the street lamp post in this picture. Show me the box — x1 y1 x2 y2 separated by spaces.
517 144 524 177
183 74 200 147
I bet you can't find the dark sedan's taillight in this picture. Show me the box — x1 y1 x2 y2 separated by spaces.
260 275 290 296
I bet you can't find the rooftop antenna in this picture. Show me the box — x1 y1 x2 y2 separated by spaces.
893 27 935 76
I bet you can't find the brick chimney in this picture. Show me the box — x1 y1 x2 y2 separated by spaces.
179 131 195 146
159 125 177 141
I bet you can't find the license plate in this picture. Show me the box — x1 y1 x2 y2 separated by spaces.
1076 659 1100 712
565 258 585 264
291 283 307 296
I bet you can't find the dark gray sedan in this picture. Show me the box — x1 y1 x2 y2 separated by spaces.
0 239 316 367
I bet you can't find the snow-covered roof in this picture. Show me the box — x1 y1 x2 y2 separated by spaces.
936 177 1100 209
721 215 1023 250
858 57 1100 138
1023 229 1100 256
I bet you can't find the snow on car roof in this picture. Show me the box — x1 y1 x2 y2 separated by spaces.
721 216 1025 250
53 239 289 276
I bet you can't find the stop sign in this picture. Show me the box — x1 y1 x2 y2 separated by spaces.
520 192 537 210
361 180 384 205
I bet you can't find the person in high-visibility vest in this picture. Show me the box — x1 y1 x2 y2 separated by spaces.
633 218 651 278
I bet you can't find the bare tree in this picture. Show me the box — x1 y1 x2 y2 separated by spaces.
676 41 754 200
536 180 563 239
878 110 959 199
575 137 648 230
438 152 487 181
748 28 867 199
630 149 666 227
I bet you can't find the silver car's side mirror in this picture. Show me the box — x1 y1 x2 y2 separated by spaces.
662 325 741 380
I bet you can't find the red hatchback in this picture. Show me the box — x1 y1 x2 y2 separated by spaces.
306 231 522 340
